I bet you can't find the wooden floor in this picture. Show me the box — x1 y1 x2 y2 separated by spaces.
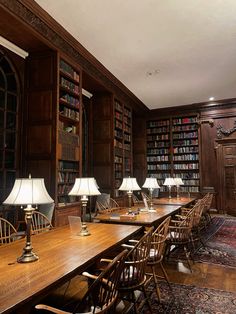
163 260 236 293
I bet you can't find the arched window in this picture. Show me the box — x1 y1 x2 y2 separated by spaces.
0 51 19 202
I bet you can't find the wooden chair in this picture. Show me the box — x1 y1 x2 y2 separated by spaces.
30 211 53 235
35 249 128 314
117 227 154 314
145 216 172 302
165 207 195 272
202 193 213 226
132 194 143 206
95 197 119 215
0 217 21 245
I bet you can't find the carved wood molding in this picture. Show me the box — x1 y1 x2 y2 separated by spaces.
217 121 236 138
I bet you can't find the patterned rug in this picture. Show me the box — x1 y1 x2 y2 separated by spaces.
194 216 236 267
142 281 236 314
169 216 236 267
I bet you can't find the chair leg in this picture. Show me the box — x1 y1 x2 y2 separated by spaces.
184 245 192 272
141 285 153 313
151 265 161 302
160 261 172 291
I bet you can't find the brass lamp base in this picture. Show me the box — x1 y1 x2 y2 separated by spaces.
17 250 38 263
79 223 90 236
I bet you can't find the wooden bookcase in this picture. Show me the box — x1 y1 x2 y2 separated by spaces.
92 93 132 198
146 119 171 192
24 51 82 226
146 115 200 194
57 58 81 206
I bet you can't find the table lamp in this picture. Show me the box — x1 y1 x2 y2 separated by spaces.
119 177 141 211
142 177 160 212
163 177 176 199
174 177 184 198
3 175 54 263
69 177 100 236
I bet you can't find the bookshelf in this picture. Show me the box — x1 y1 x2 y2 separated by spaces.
146 115 200 193
172 116 199 193
146 119 171 192
57 58 81 206
114 100 132 196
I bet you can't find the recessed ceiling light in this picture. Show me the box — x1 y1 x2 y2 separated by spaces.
209 97 215 101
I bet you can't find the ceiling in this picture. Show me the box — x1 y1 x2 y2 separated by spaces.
35 0 236 110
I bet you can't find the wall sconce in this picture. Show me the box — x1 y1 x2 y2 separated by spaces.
142 177 160 212
69 177 100 236
3 175 54 263
163 178 176 199
119 177 141 211
174 177 184 198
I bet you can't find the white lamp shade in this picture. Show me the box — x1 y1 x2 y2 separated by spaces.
142 178 160 189
69 178 101 196
174 178 184 186
3 178 54 205
163 178 176 186
119 177 141 191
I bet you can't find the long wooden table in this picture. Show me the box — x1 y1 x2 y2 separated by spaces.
153 196 196 206
0 223 141 314
96 204 181 227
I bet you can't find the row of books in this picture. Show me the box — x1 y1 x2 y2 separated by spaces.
173 154 199 161
147 155 169 162
173 117 197 125
114 129 123 139
147 127 169 134
115 101 123 112
57 183 73 195
147 164 171 170
115 119 123 129
114 155 122 163
172 124 197 132
173 139 198 146
115 111 123 121
175 172 200 179
60 107 79 121
147 148 170 155
147 134 169 141
124 143 131 151
147 120 170 127
147 141 170 148
173 132 198 139
114 139 123 149
124 107 131 117
173 163 199 170
60 59 80 82
114 164 122 171
123 116 131 125
173 146 198 154
124 133 131 142
60 94 80 107
60 77 79 95
58 171 77 183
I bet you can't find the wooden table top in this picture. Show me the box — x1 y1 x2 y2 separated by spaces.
153 196 196 206
96 204 181 227
0 223 141 314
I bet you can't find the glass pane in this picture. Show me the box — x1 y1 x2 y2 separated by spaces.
6 74 17 92
0 110 4 129
6 171 16 189
6 112 16 129
0 132 4 149
5 132 15 149
0 58 11 73
7 93 17 111
0 90 5 109
5 151 15 169
0 70 5 88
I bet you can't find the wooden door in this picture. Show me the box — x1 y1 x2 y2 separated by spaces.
215 138 236 216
